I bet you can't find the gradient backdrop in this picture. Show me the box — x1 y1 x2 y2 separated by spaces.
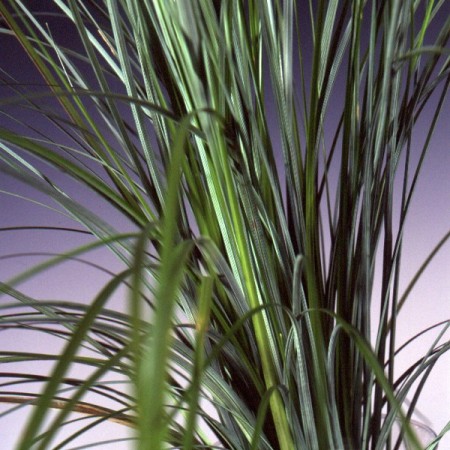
1 1 449 449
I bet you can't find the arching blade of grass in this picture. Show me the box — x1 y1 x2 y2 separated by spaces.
13 266 135 450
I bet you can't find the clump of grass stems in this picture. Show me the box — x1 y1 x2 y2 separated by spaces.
0 1 449 449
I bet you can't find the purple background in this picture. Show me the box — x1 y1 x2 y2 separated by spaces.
1 2 448 448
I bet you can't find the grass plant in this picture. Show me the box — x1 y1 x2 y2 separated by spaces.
0 1 449 449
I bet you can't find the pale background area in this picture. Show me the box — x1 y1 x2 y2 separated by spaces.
0 2 448 448
1 118 448 449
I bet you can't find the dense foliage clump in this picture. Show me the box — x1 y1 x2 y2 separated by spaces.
0 1 449 449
